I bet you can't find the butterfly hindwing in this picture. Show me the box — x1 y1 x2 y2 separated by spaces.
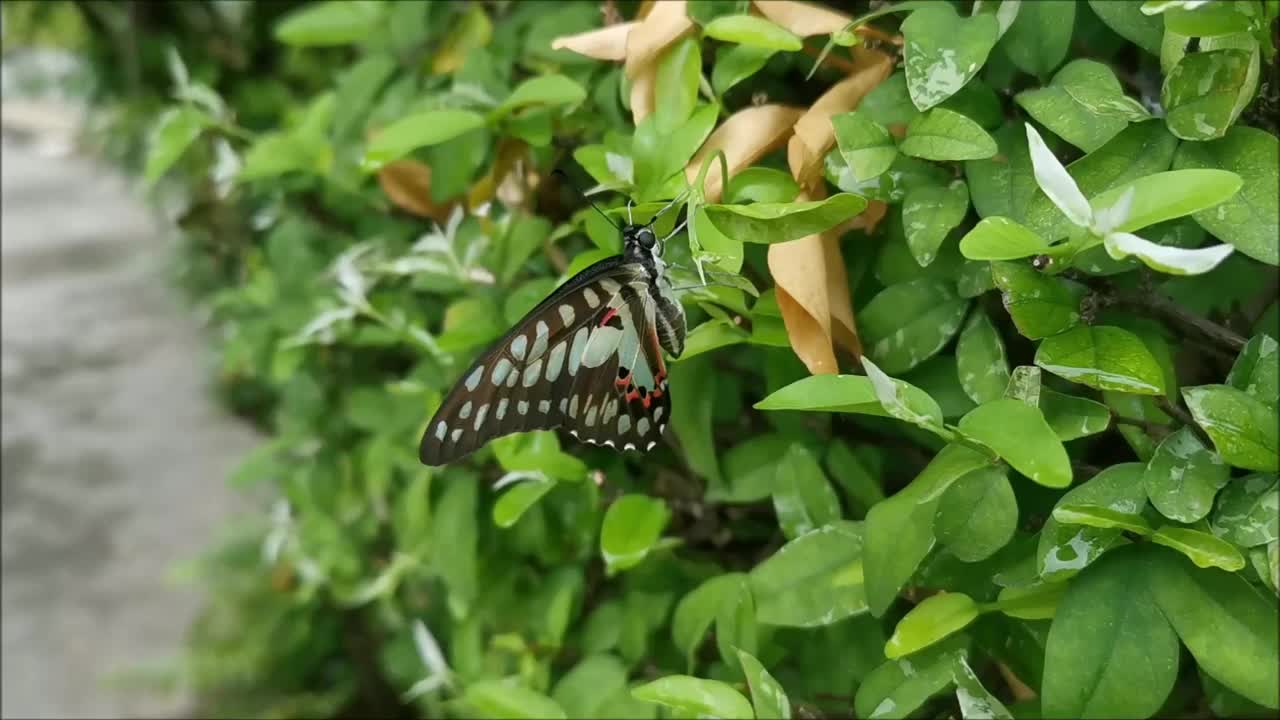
419 259 663 465
561 278 670 452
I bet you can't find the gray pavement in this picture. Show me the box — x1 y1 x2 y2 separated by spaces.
2 106 259 718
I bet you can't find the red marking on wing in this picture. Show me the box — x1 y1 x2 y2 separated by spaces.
599 307 619 327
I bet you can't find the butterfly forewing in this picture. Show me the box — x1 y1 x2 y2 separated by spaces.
419 259 669 465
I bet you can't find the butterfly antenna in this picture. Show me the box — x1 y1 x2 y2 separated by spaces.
552 169 621 230
648 185 692 226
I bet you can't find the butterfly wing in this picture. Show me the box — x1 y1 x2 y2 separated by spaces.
420 258 668 465
559 275 671 452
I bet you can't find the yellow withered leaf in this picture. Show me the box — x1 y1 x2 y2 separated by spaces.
789 47 893 191
683 104 806 203
630 63 658 124
551 22 637 62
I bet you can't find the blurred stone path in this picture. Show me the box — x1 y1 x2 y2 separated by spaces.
1 104 259 718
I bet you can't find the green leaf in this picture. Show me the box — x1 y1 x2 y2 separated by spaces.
958 399 1071 488
653 36 701 132
1000 0 1075 78
1227 334 1280 404
434 475 478 614
634 103 719 197
1037 463 1148 581
677 319 748 361
754 373 939 421
1041 545 1180 719
362 110 487 171
865 446 993 615
904 179 970 266
965 122 1040 223
991 261 1086 339
900 108 998 161
144 106 209 185
1088 0 1164 55
959 217 1052 261
860 71 919 128
885 592 980 659
861 279 970 374
935 466 1018 561
632 676 755 719
1145 545 1280 708
274 1 384 46
1035 325 1167 395
715 577 757 676
1163 1 1261 36
996 581 1069 620
952 655 1015 719
956 310 1011 405
461 681 567 719
1015 60 1144 153
1145 427 1231 523
493 74 587 119
1172 127 1279 266
704 14 803 51
1162 48 1258 141
600 495 671 573
854 637 966 719
1053 503 1154 535
724 167 800 204
749 521 869 627
1211 474 1279 547
1040 388 1111 441
1087 168 1244 234
1182 385 1279 472
901 4 999 110
671 355 721 486
492 476 557 528
737 649 792 719
553 655 630 719
1151 526 1246 571
863 357 947 430
1004 365 1043 406
238 131 326 182
711 44 776 96
672 573 746 671
703 194 868 245
772 445 843 539
832 111 898 182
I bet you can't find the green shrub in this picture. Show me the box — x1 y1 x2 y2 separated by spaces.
16 0 1280 717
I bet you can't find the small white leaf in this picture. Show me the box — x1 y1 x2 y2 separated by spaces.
1091 187 1135 236
1025 123 1093 229
1103 232 1234 275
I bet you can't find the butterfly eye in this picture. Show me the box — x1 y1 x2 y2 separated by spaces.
637 227 656 249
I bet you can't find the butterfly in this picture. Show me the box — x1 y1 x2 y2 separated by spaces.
419 187 689 466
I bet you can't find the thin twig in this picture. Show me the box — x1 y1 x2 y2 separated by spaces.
1112 288 1247 354
1154 395 1215 448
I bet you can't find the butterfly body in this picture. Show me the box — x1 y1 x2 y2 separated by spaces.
419 223 685 466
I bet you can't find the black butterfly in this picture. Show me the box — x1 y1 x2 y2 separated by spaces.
419 187 689 466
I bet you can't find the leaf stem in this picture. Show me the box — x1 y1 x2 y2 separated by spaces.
1111 287 1247 353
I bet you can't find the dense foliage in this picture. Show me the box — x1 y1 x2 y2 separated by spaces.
9 0 1279 717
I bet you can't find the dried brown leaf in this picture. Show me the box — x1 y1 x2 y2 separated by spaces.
551 22 637 61
624 0 695 79
753 0 851 37
683 104 805 202
467 138 528 213
788 47 894 191
378 160 452 222
767 187 862 375
630 63 657 124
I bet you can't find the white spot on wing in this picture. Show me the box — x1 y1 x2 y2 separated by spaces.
434 421 446 441
496 398 509 420
558 304 575 326
569 394 579 417
583 287 600 308
546 341 566 382
618 415 631 434
465 366 484 392
568 327 590 375
585 405 598 426
530 321 549 360
637 418 650 436
460 401 473 420
474 404 489 431
623 442 636 451
523 359 544 387
451 428 462 442
510 334 528 360
492 358 513 386
539 400 551 414
518 400 528 415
